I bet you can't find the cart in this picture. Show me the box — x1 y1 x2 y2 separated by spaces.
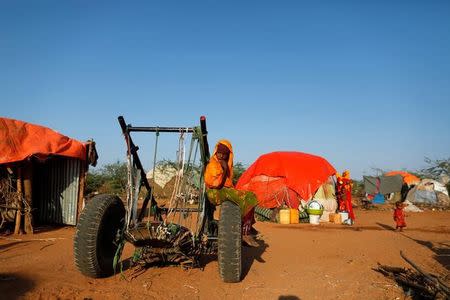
74 116 242 282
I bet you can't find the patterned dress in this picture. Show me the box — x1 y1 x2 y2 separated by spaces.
393 207 406 228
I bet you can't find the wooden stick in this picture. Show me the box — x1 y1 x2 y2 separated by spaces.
77 162 87 222
0 205 20 210
400 251 450 296
395 276 435 297
377 264 406 274
14 168 23 235
22 163 33 234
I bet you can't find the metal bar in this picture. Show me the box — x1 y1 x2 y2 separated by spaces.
118 116 159 224
200 116 210 161
118 116 152 192
198 116 214 237
128 126 194 133
137 193 151 222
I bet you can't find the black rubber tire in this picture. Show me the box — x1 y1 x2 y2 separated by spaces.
218 200 242 283
74 194 125 278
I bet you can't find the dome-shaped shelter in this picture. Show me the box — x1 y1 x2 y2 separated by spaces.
236 151 336 209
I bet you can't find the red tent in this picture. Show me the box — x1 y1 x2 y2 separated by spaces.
0 117 87 164
236 151 336 209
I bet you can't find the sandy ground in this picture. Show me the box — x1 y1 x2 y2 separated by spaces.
1 208 449 300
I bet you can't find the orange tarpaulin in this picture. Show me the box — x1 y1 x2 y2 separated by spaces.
0 117 87 164
385 171 420 186
236 151 336 209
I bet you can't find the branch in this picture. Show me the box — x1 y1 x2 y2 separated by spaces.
400 251 450 296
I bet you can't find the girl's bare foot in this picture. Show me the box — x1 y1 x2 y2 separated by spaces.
242 235 259 247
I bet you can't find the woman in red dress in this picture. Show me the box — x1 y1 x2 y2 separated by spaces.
336 170 355 223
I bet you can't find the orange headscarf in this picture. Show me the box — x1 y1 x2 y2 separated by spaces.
204 140 234 188
342 170 350 179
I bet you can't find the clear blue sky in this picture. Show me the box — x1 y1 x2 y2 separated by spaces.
1 1 449 179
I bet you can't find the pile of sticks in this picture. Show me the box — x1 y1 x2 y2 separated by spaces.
375 251 449 299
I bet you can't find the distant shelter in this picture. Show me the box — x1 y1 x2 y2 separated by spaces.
0 117 97 233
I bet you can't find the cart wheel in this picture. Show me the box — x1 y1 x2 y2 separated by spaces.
218 200 242 283
74 194 125 278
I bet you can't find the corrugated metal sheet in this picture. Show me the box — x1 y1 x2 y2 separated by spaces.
36 158 81 225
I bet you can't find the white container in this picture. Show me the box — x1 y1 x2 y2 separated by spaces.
309 214 321 225
339 212 349 223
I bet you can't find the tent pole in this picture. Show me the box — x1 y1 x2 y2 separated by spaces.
14 168 23 235
77 162 87 223
23 162 33 234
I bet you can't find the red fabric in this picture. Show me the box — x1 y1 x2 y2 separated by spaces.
0 117 87 164
236 151 336 209
337 177 355 220
345 185 355 220
242 207 255 235
393 208 406 228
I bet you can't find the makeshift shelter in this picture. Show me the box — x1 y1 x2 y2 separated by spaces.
385 171 420 186
236 151 336 209
363 175 404 195
311 176 338 221
0 117 97 233
406 179 450 206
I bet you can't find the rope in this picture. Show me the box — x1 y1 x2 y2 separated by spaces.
125 133 134 228
273 186 291 208
180 134 196 210
186 139 199 233
147 129 159 226
167 129 186 223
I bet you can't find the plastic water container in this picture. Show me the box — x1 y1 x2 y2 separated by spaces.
339 211 349 222
306 200 324 216
279 208 291 224
290 209 299 224
309 214 321 225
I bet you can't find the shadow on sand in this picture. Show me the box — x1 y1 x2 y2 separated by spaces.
402 236 450 271
278 296 301 300
0 241 30 253
376 222 450 271
376 222 396 231
242 236 269 279
0 273 35 300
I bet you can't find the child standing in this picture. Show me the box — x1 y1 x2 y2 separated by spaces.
393 201 406 231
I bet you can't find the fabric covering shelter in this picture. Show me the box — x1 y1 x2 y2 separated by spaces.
312 177 338 221
363 175 403 195
236 151 336 209
0 117 87 164
385 171 420 186
406 179 450 206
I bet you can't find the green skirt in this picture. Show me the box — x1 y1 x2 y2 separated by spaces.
206 187 258 217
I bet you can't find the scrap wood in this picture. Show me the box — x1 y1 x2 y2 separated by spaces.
375 264 438 298
400 250 450 296
374 253 450 299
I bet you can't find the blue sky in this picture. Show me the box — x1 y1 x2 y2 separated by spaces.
1 1 449 179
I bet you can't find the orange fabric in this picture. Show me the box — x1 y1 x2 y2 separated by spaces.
385 171 420 186
236 151 336 208
204 140 234 188
0 117 87 164
342 170 350 178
